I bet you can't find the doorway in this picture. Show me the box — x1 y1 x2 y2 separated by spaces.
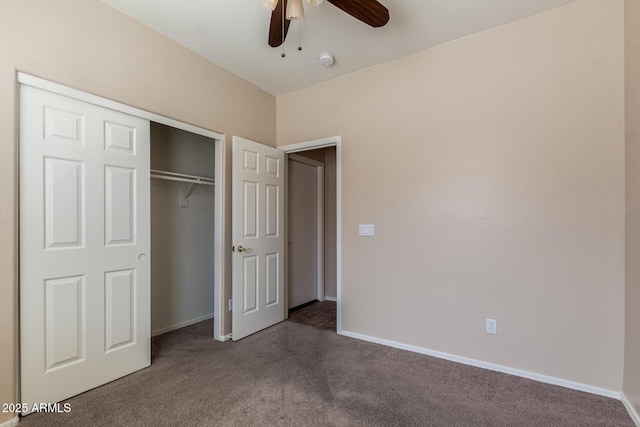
228 136 342 340
281 137 341 332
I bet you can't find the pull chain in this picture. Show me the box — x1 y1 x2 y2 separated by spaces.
281 0 286 57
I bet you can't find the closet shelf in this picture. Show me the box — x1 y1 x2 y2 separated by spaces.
151 169 214 199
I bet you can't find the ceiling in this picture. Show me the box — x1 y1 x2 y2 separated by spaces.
102 0 578 96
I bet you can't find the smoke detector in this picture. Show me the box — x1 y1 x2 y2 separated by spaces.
319 52 335 67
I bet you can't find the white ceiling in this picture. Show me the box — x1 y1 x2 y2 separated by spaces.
102 0 578 96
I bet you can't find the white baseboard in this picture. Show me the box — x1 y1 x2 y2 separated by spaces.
0 416 19 427
151 313 214 337
338 329 620 400
622 393 640 426
324 296 337 302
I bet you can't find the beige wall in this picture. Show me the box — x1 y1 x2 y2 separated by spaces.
277 0 626 390
0 0 275 422
624 0 640 415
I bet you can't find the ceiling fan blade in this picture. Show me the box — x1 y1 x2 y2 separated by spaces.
327 0 389 28
268 0 291 47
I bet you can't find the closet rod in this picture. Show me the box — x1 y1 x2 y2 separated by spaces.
150 174 215 186
150 169 215 186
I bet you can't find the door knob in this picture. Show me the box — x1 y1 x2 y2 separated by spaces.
237 245 249 252
138 253 147 261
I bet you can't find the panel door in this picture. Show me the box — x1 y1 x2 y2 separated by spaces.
287 158 318 308
232 136 285 341
20 85 150 409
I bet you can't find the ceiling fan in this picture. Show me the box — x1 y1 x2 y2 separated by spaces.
263 0 390 48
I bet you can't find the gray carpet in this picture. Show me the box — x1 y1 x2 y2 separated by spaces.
288 300 337 331
19 319 633 426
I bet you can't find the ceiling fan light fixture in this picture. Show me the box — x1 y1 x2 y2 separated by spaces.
307 0 324 6
259 0 278 11
286 0 305 20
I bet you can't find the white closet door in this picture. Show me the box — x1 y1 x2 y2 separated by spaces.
232 136 285 340
20 85 151 409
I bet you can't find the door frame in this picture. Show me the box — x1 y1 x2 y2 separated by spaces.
17 73 228 346
287 153 325 307
279 137 342 332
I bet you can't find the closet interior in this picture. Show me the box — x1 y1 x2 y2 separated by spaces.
150 122 216 336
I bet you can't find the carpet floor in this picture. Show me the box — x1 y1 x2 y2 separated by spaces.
19 319 633 426
288 300 336 331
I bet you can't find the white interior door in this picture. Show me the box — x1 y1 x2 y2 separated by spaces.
20 85 150 408
288 158 318 308
232 136 285 341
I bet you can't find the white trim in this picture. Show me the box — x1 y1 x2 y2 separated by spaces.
280 136 340 153
18 73 224 140
151 313 215 337
279 136 342 332
339 329 621 400
284 157 289 317
287 154 325 302
0 416 19 427
315 165 325 301
324 296 337 302
622 393 640 426
213 137 226 341
18 73 226 343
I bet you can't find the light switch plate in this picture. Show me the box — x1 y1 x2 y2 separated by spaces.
359 224 374 236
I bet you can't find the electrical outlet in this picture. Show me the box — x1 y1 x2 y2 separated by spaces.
486 318 497 335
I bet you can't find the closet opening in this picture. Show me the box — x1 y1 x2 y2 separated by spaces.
150 122 217 338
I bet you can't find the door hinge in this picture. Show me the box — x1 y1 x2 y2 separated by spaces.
228 298 233 312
